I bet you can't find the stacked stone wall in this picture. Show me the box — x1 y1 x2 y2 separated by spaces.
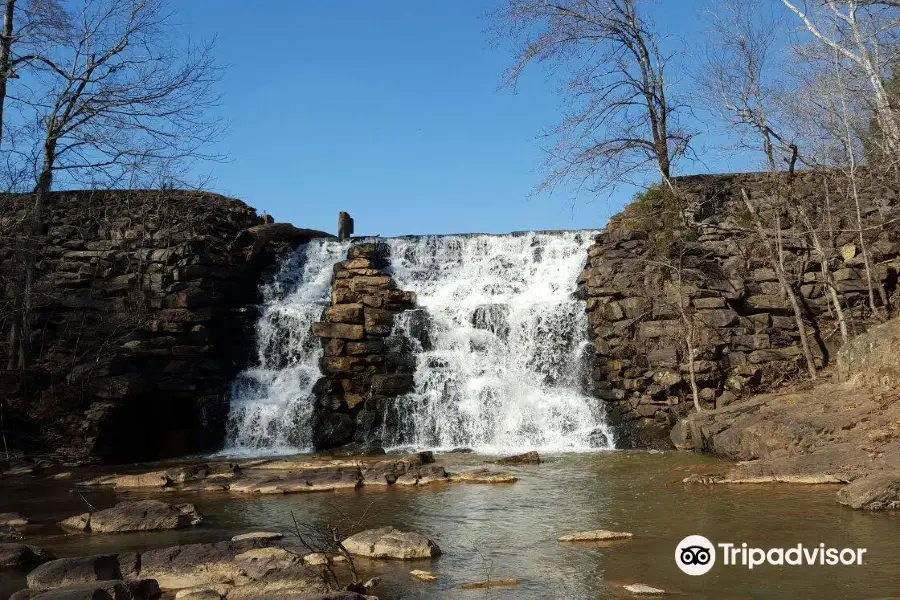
583 171 900 446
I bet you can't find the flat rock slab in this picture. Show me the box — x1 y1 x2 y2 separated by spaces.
0 543 53 569
623 583 666 595
674 381 900 501
342 527 441 560
60 500 202 533
558 530 634 542
0 513 29 527
409 569 438 582
448 469 517 484
456 578 519 590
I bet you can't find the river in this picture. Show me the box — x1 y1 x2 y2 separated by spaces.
3 450 899 599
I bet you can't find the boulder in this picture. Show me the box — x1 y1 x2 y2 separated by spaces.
27 554 140 590
0 543 54 569
557 530 633 542
62 500 202 533
836 473 900 510
139 542 254 590
11 579 160 600
341 527 441 560
0 513 29 527
495 451 540 465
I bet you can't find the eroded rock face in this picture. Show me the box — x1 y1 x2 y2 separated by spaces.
60 500 202 534
837 318 900 389
341 527 441 560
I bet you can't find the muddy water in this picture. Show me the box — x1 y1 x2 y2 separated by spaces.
3 451 900 599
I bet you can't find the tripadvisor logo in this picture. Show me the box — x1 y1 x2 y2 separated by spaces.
675 535 868 575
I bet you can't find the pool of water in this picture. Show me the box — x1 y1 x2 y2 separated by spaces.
3 451 899 599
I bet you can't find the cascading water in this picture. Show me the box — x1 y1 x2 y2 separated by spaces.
382 231 615 453
223 239 349 455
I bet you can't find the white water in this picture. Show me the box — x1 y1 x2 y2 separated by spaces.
222 239 349 456
382 232 615 453
222 231 614 456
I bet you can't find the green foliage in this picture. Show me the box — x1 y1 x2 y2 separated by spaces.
619 184 697 255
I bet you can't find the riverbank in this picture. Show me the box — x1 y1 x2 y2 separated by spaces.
2 451 900 599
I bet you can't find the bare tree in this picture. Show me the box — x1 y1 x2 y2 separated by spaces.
492 0 693 195
7 0 222 370
700 0 801 172
741 188 819 379
780 0 900 156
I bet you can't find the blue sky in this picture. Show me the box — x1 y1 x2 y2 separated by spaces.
174 1 761 237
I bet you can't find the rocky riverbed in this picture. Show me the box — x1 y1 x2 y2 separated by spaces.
3 450 900 599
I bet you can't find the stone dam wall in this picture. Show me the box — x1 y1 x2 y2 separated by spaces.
0 190 329 462
583 171 900 446
1 170 898 461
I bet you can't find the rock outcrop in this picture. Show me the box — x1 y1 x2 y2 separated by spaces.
675 318 900 508
311 242 416 450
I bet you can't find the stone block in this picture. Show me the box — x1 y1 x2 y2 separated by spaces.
311 323 365 340
326 303 364 324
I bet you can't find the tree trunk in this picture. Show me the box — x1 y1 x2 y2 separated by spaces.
19 139 55 372
0 0 14 151
741 188 818 379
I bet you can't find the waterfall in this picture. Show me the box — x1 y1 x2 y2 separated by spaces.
382 231 615 453
221 231 614 457
222 239 349 455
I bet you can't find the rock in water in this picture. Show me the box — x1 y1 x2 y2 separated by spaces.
456 579 519 590
60 500 202 534
836 473 900 510
409 570 439 582
0 543 54 569
495 451 541 465
341 527 441 559
0 513 29 527
558 530 634 542
623 583 666 595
